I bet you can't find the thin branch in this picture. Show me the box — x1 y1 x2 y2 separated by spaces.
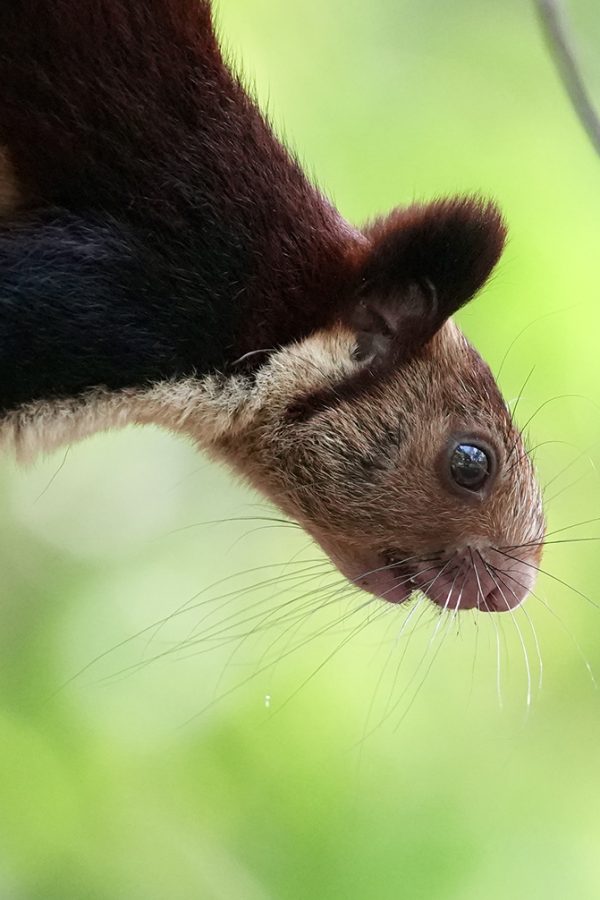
535 0 600 157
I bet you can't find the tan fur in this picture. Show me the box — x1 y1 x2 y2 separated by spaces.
0 326 358 462
0 147 22 216
236 321 542 548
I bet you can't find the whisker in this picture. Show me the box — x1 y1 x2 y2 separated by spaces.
223 524 308 554
483 556 533 708
209 548 337 692
213 572 360 694
467 609 480 707
471 550 503 709
357 598 426 752
372 559 459 730
368 558 459 722
102 553 433 687
507 439 577 473
91 565 346 686
504 537 600 550
177 591 388 727
391 569 465 732
488 564 597 690
164 515 302 540
378 598 433 724
110 586 349 683
162 559 332 646
163 574 351 664
354 561 457 745
182 562 333 644
46 557 331 698
509 394 600 464
255 558 441 694
519 604 543 694
544 516 600 539
496 549 600 613
543 438 600 491
495 306 574 380
35 445 71 502
507 364 536 429
492 566 543 693
269 599 388 717
545 470 594 506
171 566 339 661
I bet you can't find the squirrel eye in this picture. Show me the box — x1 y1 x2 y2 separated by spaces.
449 443 490 491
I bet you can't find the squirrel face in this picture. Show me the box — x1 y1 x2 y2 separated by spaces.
210 317 544 614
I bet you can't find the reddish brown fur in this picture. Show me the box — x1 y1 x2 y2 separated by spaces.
0 147 21 215
0 0 364 359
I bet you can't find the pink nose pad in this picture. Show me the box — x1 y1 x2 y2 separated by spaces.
409 549 536 612
356 548 538 612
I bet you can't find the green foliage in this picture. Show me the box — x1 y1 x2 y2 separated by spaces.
2 0 600 896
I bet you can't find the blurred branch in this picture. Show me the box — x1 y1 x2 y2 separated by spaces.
535 0 600 157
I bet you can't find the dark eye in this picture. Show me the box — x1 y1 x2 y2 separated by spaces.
449 443 490 491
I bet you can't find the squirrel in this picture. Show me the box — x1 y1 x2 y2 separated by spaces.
0 0 544 612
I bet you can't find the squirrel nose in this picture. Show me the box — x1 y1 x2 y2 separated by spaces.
413 548 537 613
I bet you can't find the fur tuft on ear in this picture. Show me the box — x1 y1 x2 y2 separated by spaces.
347 196 506 364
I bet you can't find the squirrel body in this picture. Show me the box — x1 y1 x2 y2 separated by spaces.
0 0 544 612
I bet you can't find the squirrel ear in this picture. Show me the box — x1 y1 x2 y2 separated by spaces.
348 197 506 363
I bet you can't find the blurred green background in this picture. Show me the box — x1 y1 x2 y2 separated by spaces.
2 0 600 897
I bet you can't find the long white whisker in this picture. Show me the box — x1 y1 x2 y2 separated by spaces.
481 555 532 711
270 598 387 716
470 549 503 710
360 559 458 739
467 609 480 708
490 564 597 690
47 557 331 698
519 605 543 695
390 568 463 732
256 556 442 676
497 548 600 613
493 565 543 695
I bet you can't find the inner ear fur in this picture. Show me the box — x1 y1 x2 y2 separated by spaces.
347 196 507 361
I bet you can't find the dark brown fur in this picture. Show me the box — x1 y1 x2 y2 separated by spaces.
0 0 363 364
